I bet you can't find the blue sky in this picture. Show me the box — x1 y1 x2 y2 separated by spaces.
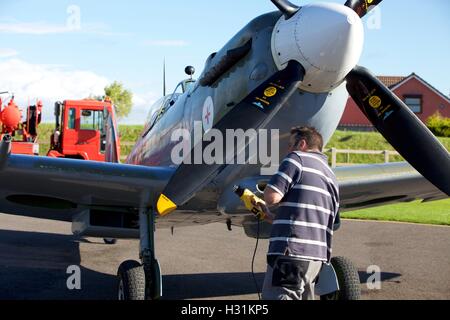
0 0 449 124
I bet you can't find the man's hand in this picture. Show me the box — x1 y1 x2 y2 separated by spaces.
251 197 274 224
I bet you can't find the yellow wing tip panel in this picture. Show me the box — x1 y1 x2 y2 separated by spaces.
157 194 177 216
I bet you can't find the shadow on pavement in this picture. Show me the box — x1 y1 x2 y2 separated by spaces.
0 228 404 300
359 271 402 284
162 272 265 300
0 229 116 300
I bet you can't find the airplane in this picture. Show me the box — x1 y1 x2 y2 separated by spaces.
0 0 449 300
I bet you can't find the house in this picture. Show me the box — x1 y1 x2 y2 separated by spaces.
340 73 450 130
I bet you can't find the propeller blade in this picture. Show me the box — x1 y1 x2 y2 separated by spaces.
270 0 300 19
346 66 450 196
156 61 306 216
344 0 382 18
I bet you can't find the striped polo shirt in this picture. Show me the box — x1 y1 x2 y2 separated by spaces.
267 151 339 263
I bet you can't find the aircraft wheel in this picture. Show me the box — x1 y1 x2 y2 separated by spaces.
117 260 146 300
320 256 361 300
104 238 117 245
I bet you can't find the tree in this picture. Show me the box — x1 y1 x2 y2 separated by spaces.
426 112 450 137
104 81 133 119
87 94 103 101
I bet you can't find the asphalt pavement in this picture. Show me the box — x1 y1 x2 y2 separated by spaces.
0 213 448 300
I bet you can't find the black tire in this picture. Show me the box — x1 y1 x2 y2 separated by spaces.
117 260 146 300
321 256 361 300
104 238 117 245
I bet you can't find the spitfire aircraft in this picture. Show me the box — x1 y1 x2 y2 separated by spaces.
0 0 449 300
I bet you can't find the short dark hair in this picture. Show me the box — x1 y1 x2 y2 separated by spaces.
290 126 324 151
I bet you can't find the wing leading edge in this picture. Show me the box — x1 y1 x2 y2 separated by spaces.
335 162 447 211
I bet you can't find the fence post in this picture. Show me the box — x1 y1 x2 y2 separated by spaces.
383 150 390 163
331 148 337 168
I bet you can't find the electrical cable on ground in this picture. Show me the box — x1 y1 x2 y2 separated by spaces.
251 218 261 301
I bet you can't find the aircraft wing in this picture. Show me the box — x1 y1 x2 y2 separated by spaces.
0 155 174 221
235 162 447 239
225 161 447 217
0 154 446 225
335 162 448 211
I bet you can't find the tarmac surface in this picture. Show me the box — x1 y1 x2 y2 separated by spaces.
0 213 449 300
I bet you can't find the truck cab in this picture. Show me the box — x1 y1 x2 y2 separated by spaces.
48 99 120 161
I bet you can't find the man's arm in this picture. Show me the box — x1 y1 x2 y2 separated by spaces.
261 153 303 224
264 186 283 206
259 186 283 224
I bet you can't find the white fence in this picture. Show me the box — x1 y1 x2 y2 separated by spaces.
120 144 401 167
325 148 400 168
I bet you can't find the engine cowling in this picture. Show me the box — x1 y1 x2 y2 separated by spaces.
271 2 364 93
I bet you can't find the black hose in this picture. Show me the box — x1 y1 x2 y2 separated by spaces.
251 219 261 300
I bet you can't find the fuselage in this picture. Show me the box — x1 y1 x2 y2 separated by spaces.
126 3 363 215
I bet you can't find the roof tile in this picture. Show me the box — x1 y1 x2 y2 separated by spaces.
377 76 406 88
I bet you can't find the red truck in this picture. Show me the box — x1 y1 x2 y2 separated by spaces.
47 99 121 162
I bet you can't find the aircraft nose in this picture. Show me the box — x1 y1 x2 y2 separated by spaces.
272 2 364 93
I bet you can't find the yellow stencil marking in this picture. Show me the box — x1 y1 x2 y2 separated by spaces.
369 96 382 109
264 87 277 98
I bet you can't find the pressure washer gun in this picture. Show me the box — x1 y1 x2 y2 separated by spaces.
233 185 266 221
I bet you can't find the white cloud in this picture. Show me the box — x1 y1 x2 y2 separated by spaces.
0 20 129 36
0 21 74 35
0 48 19 58
0 58 109 121
142 40 189 47
0 58 158 125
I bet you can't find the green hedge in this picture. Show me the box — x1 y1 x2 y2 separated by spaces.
427 112 450 137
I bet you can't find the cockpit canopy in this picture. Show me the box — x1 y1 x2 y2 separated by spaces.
143 74 196 137
172 79 196 95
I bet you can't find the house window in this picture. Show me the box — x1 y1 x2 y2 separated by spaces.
404 96 422 114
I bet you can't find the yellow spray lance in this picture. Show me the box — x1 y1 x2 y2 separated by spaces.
233 185 266 221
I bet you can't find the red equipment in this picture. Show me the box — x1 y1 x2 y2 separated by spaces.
0 98 21 133
47 99 120 161
0 94 42 155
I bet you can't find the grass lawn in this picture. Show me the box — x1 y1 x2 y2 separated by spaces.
325 130 450 164
342 199 450 226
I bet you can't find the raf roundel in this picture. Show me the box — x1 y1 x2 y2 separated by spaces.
202 96 214 132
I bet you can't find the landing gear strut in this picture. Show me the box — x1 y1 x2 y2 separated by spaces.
117 207 161 300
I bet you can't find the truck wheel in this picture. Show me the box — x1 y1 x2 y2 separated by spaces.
321 256 361 300
104 238 117 245
117 260 146 300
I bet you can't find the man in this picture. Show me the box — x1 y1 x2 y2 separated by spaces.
260 126 340 300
